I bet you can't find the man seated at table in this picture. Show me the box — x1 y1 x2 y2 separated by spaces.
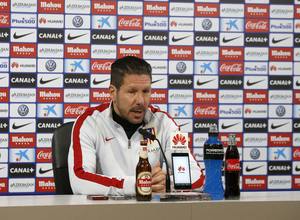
68 56 204 195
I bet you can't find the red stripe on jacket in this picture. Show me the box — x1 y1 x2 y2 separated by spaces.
72 102 124 189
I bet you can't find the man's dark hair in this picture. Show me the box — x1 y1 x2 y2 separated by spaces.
111 56 152 89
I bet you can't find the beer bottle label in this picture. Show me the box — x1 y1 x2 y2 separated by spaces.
225 159 240 171
136 172 152 195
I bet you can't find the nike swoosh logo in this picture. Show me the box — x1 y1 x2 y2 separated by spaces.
67 33 87 40
295 166 300 172
40 77 59 85
272 37 290 44
0 76 6 80
12 122 32 130
120 34 139 41
93 78 110 85
196 79 215 86
172 35 190 42
39 168 53 174
178 122 189 128
271 123 289 129
221 122 240 129
151 79 164 84
0 167 5 171
13 32 33 39
105 137 115 142
246 79 265 86
245 165 264 172
222 36 241 43
296 80 300 86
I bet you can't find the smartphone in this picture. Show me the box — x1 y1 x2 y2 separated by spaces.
171 153 192 190
87 195 109 200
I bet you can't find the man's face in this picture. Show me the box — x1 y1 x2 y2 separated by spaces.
110 73 151 124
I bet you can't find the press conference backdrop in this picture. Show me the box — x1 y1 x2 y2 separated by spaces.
0 0 300 194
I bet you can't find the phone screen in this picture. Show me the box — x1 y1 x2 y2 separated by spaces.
171 153 192 190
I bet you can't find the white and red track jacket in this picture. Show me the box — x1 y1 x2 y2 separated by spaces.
68 102 204 195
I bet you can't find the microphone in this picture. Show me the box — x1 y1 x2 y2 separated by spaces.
138 128 171 193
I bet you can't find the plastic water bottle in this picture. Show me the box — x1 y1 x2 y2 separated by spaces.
203 125 224 200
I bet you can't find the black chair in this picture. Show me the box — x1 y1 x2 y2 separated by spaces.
52 121 74 194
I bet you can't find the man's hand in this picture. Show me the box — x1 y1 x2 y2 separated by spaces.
151 162 166 193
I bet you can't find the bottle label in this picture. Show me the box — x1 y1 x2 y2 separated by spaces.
136 172 152 195
139 146 148 159
204 148 224 160
225 159 240 171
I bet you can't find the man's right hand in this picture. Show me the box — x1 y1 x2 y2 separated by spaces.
151 162 166 193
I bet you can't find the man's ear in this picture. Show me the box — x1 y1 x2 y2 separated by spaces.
109 84 116 102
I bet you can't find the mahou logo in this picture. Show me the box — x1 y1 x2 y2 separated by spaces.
193 90 218 103
36 149 52 163
269 48 293 62
0 13 9 27
91 60 113 74
92 1 117 15
38 0 64 13
243 176 267 190
295 5 300 19
0 179 8 193
195 3 219 17
150 89 167 104
219 62 243 75
118 16 142 30
118 45 142 58
37 88 63 103
0 88 9 102
90 88 111 103
172 133 186 145
245 19 269 32
220 47 244 61
169 46 193 60
0 0 9 12
9 134 35 148
65 44 90 59
245 4 269 18
219 133 242 147
194 104 218 118
293 176 300 189
64 104 89 118
269 133 292 147
144 2 168 16
36 178 55 193
10 43 36 58
244 90 268 104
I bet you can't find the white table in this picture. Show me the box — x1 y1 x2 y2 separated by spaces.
0 192 299 220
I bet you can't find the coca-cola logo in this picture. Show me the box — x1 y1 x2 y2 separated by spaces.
91 60 112 73
293 149 300 160
220 63 243 74
0 14 9 25
118 16 142 29
64 105 88 117
37 150 52 161
246 20 268 31
194 106 218 118
226 162 240 171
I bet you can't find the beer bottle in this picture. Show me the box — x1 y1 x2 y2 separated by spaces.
136 140 152 201
224 134 240 199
